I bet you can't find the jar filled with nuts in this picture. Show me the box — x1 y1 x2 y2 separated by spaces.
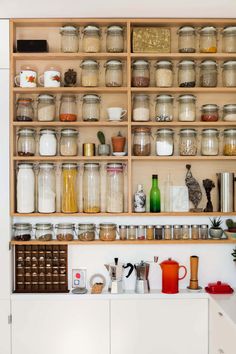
77 223 96 241
179 129 197 156
55 223 75 241
35 223 54 241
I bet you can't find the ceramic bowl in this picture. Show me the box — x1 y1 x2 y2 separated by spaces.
223 230 236 239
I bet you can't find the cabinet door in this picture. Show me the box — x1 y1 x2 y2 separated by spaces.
12 298 110 354
0 299 11 354
111 299 208 354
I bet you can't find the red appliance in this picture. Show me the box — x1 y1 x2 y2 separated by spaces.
160 258 187 294
205 281 234 294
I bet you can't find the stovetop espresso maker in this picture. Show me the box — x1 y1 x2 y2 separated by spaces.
105 258 134 294
134 260 150 293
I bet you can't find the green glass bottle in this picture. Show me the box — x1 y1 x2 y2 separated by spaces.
150 174 161 212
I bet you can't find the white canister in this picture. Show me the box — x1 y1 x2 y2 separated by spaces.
14 68 37 88
37 163 56 213
39 69 61 87
17 163 35 213
39 129 57 156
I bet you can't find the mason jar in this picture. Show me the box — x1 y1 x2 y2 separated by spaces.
83 163 100 213
118 225 127 240
173 225 182 240
39 129 57 156
61 163 78 213
199 60 218 87
178 94 196 122
222 61 236 87
154 60 173 87
200 224 209 239
82 25 100 53
106 25 124 53
35 223 54 241
222 26 236 53
128 225 137 240
82 94 100 121
164 225 172 240
178 60 196 87
155 94 174 122
133 127 151 156
60 25 79 53
81 60 99 87
199 26 217 53
137 225 146 240
155 128 174 156
37 94 55 121
17 128 36 156
201 104 219 122
105 60 123 87
106 163 124 213
191 225 200 240
13 223 32 241
132 94 150 122
99 223 117 241
179 129 197 156
201 129 219 156
55 223 75 241
178 26 196 53
60 129 78 156
182 225 190 239
59 95 77 122
37 163 56 213
16 98 34 121
78 223 96 241
132 60 150 87
223 104 236 121
223 129 236 156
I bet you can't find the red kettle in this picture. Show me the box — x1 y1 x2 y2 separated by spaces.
160 258 187 294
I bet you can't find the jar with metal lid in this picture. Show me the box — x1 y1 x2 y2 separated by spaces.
105 60 123 87
155 94 174 122
199 60 218 87
99 223 117 241
191 225 199 240
178 26 196 53
155 225 163 240
60 25 79 53
128 225 137 240
61 163 78 213
80 60 99 87
199 26 217 53
137 225 146 240
13 223 32 241
200 224 209 239
132 60 150 87
37 94 55 121
78 223 96 241
178 94 196 122
201 104 219 122
37 163 56 213
178 60 196 87
154 60 173 87
133 127 151 156
55 223 75 241
17 128 36 156
133 94 150 122
223 129 236 155
82 94 100 121
146 225 154 240
164 225 172 240
155 128 174 156
106 25 124 53
222 61 236 87
222 26 236 53
119 225 127 240
17 163 35 213
173 225 182 240
83 163 100 213
16 98 34 121
223 104 236 121
60 129 78 156
39 129 57 156
35 223 54 241
106 163 124 213
59 95 77 122
182 225 190 239
82 25 100 53
179 129 197 156
201 129 219 156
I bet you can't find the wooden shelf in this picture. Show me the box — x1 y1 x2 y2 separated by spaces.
13 156 128 161
13 87 128 93
13 121 129 127
13 52 128 60
131 121 236 127
131 87 236 93
131 156 236 161
130 53 236 60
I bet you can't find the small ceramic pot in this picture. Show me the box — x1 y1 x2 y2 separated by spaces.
98 144 110 156
111 136 126 152
209 228 224 239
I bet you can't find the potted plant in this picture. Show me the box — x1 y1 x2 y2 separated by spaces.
97 131 110 156
226 219 236 233
209 217 224 239
111 131 126 153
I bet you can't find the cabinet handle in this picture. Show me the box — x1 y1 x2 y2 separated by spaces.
218 349 224 354
218 312 223 317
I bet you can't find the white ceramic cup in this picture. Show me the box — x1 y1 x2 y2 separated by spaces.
14 70 37 88
39 70 61 87
107 107 127 121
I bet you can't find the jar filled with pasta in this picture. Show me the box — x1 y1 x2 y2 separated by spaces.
106 25 124 53
105 60 123 87
199 26 217 53
61 163 78 213
81 60 99 87
82 25 100 53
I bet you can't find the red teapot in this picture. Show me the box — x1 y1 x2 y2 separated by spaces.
160 258 187 294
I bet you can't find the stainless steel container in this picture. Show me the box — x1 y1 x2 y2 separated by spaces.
217 172 234 212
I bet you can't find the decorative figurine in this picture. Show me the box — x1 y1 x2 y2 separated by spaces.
64 69 77 87
203 179 215 212
185 164 202 212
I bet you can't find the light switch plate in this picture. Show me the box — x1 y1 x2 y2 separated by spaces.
72 268 87 289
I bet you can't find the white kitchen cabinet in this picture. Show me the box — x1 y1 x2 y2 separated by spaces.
111 299 208 354
0 20 9 68
12 298 110 354
0 299 11 354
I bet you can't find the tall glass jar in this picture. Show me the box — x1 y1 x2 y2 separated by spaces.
119 225 127 240
106 163 124 213
16 98 34 121
80 60 99 87
222 61 236 87
37 94 55 122
182 225 190 239
179 129 197 156
199 60 218 87
223 104 236 121
128 225 137 240
13 223 32 241
178 60 196 87
155 94 174 122
61 163 78 213
132 60 150 87
154 60 173 87
133 127 151 156
201 129 219 156
82 94 100 121
173 225 182 240
17 163 35 213
35 223 54 241
200 224 209 239
201 104 219 122
55 223 75 241
17 128 36 156
105 60 123 87
199 26 217 53
222 26 236 53
191 225 200 240
78 223 96 241
60 25 79 53
83 163 100 213
164 225 172 240
178 26 196 53
106 25 124 53
60 129 78 156
82 25 100 53
133 94 150 122
39 129 57 156
59 95 77 122
178 94 196 122
223 129 236 156
155 128 174 156
37 163 56 213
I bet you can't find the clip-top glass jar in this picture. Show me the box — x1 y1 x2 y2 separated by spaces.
105 60 123 87
106 163 124 213
37 94 55 122
199 60 218 87
199 26 217 53
16 98 34 121
39 129 57 156
60 129 78 156
99 223 117 241
59 95 77 122
13 223 32 241
178 94 196 122
222 26 236 53
17 128 36 156
133 94 150 122
201 104 219 122
178 60 196 87
178 26 196 53
55 223 75 241
155 128 174 156
154 60 173 87
78 223 96 241
223 129 236 156
83 163 100 213
106 25 124 53
179 129 197 156
222 61 236 87
82 25 100 53
133 127 151 156
82 94 100 121
201 129 219 156
61 163 78 213
155 94 174 122
132 60 150 87
37 163 56 213
60 25 79 53
223 104 236 121
35 223 54 241
80 60 99 87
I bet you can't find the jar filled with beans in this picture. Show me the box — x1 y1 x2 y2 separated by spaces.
179 129 197 156
132 60 150 87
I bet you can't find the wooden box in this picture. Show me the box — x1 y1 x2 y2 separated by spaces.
132 27 171 53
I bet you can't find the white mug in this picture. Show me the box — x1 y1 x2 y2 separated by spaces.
107 107 127 121
14 70 37 88
39 70 61 87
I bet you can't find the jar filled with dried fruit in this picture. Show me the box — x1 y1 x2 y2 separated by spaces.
17 128 36 156
59 95 77 122
99 223 117 241
16 98 34 121
132 60 150 87
133 127 151 156
199 26 217 53
105 60 123 87
55 223 75 241
80 60 99 87
179 129 197 156
82 25 100 53
60 129 78 156
13 223 32 241
78 223 96 241
222 61 236 87
199 60 218 87
106 25 124 53
222 26 236 53
178 26 196 53
223 129 236 155
201 104 219 122
178 60 196 87
35 223 54 241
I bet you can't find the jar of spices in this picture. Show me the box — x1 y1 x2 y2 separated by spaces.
83 163 100 213
60 25 79 53
173 225 182 240
82 25 100 53
55 223 75 241
155 94 174 122
78 223 96 241
133 127 151 156
128 225 137 240
17 163 35 213
61 163 78 213
178 26 196 53
105 60 123 87
137 225 146 240
199 60 218 87
35 223 54 241
106 163 124 213
82 94 100 121
146 225 154 240
39 129 57 156
16 98 34 121
199 26 217 53
201 104 219 122
178 60 196 87
17 128 36 156
155 128 174 156
182 225 190 239
222 26 236 53
201 129 219 156
179 129 197 156
154 60 173 87
119 225 127 240
13 223 32 241
133 94 150 122
59 95 77 122
178 94 196 122
80 60 99 87
223 104 236 121
99 223 117 241
37 163 56 213
106 25 124 53
60 129 78 156
223 129 236 155
154 225 163 240
132 60 150 87
191 225 199 240
200 224 209 239
222 61 236 87
37 94 55 122
164 225 172 240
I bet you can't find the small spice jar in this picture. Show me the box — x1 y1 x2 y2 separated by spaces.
133 94 150 122
35 223 54 241
146 225 154 240
154 225 163 240
78 223 96 241
59 95 77 122
155 94 174 122
39 129 57 156
178 94 196 122
201 104 219 122
199 26 217 53
191 225 199 240
178 26 196 53
82 25 100 53
222 61 236 87
60 25 79 53
60 129 78 156
182 225 190 239
128 225 137 240
105 60 123 87
201 129 219 156
155 128 174 156
55 223 75 241
133 127 151 156
132 60 150 87
222 26 236 53
99 223 117 241
164 225 172 240
17 128 36 156
200 224 209 239
82 94 100 121
179 129 197 156
223 104 236 121
80 60 99 87
137 225 146 240
119 225 127 240
154 60 173 87
178 60 196 87
16 98 34 121
199 60 218 87
13 223 32 241
106 25 124 53
223 129 236 155
173 225 182 240
37 94 55 122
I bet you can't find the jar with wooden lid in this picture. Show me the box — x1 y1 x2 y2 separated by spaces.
83 163 100 213
155 128 174 156
59 95 77 122
119 225 127 240
199 60 218 87
37 94 55 121
82 25 100 53
17 128 36 156
55 223 75 241
13 223 32 241
82 94 100 121
201 129 219 156
106 163 124 213
154 60 173 87
106 25 124 53
178 26 196 53
132 60 150 87
133 94 150 122
199 26 217 53
105 60 123 87
179 129 197 156
60 129 78 156
223 104 236 121
60 25 79 53
201 104 219 122
222 26 236 53
133 127 151 156
178 94 196 122
81 60 99 87
223 129 236 155
61 163 78 213
222 61 236 87
178 60 196 87
78 223 96 241
155 94 174 122
128 225 137 240
35 223 54 241
16 98 34 121
99 223 117 241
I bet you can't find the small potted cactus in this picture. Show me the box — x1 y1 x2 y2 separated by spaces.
209 217 223 239
97 131 110 156
111 131 126 153
226 219 236 233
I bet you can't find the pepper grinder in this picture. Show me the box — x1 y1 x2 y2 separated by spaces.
187 255 202 291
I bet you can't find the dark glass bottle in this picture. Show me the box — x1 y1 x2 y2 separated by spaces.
150 174 161 212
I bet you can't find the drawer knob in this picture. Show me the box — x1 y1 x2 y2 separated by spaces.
218 349 224 354
218 312 223 317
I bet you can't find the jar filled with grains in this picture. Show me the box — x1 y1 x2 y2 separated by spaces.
106 25 124 53
222 61 236 87
155 128 174 156
99 223 117 241
133 127 151 156
133 94 150 122
200 224 209 239
154 60 173 87
178 26 196 53
201 104 219 122
199 26 217 53
191 225 199 240
119 225 127 240
105 60 123 87
35 223 54 241
55 223 75 241
82 25 100 53
178 60 196 87
182 225 190 239
222 26 236 53
128 225 137 240
82 94 100 121
199 60 218 87
201 129 219 156
155 225 163 240
146 225 154 240
13 223 32 241
80 60 99 87
78 223 96 241
173 225 182 240
223 104 236 121
60 129 78 156
223 129 236 155
155 94 174 122
179 129 197 156
37 94 55 122
60 25 79 53
132 60 150 87
164 225 172 240
178 94 196 122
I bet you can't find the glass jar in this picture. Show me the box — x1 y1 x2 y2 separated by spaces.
80 60 99 87
37 94 55 122
39 129 57 156
99 223 117 241
200 224 209 239
119 225 127 240
201 129 219 156
222 61 236 87
105 60 123 87
178 26 196 53
182 225 190 239
55 223 75 241
106 163 124 213
191 225 199 240
60 25 79 53
37 163 56 213
78 223 96 241
201 104 219 122
132 94 150 122
83 163 100 213
155 128 174 156
128 225 137 240
154 60 173 87
178 60 196 87
179 129 197 156
223 129 236 156
82 25 100 53
173 225 182 240
146 225 154 240
60 129 78 156
16 98 34 121
13 223 32 241
59 95 77 122
133 127 151 156
137 225 146 240
35 223 54 241
222 26 236 53
223 104 236 121
17 128 36 156
164 225 172 240
154 225 163 240
17 163 35 213
199 60 218 87
61 163 78 213
82 94 100 121
155 94 173 122
132 60 150 87
106 25 124 53
178 94 196 122
199 26 217 53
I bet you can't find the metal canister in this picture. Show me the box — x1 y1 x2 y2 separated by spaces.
83 143 95 156
217 172 234 212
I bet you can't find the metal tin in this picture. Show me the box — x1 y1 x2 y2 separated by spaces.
217 172 234 212
83 143 95 156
